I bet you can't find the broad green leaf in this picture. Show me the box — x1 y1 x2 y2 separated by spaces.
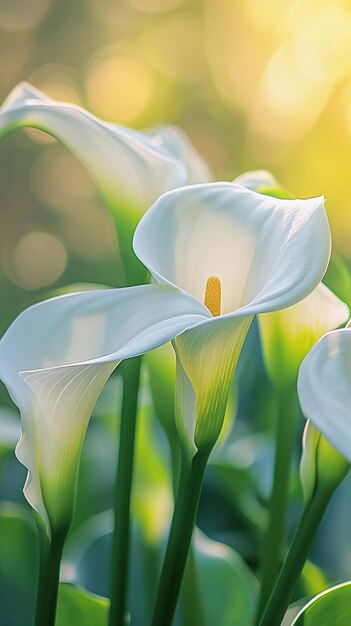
56 583 109 626
292 581 351 625
194 530 258 626
0 502 38 626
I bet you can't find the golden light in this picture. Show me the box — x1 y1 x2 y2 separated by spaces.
247 43 331 160
128 0 185 14
244 0 289 33
85 53 154 123
292 7 351 83
144 14 205 82
27 63 82 104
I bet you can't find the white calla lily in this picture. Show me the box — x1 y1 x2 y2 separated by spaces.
133 182 331 453
0 82 211 281
0 284 210 536
298 326 351 464
259 283 349 386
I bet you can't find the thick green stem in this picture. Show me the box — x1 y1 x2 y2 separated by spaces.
151 447 210 626
165 427 205 626
257 487 332 626
35 526 67 626
256 385 296 619
181 546 206 626
109 356 142 626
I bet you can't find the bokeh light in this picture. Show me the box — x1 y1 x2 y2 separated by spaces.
7 231 67 289
143 14 205 82
85 51 154 123
1 0 351 292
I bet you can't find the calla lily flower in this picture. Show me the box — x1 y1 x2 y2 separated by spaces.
0 82 211 281
0 284 210 537
133 182 331 454
233 170 349 387
298 325 351 464
259 283 349 387
234 169 290 199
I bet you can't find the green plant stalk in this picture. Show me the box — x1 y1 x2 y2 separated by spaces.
109 356 142 626
167 436 205 626
181 546 205 626
35 524 67 626
256 385 296 619
257 486 332 626
151 446 210 626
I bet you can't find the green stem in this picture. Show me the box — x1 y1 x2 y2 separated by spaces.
181 546 206 626
165 427 205 625
151 447 210 626
109 356 142 626
256 385 296 619
257 487 332 626
35 526 67 626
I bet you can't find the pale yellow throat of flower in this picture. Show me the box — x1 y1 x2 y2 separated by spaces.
204 275 222 316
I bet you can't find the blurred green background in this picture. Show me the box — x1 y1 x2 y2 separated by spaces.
1 1 351 624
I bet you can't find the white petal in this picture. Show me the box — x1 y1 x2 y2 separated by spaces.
233 170 279 191
148 125 212 184
297 328 351 463
0 284 209 533
0 83 209 213
259 282 349 385
133 182 331 317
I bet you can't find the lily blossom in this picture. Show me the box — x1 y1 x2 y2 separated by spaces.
133 182 331 454
0 83 211 280
298 325 351 464
258 282 349 387
0 284 210 536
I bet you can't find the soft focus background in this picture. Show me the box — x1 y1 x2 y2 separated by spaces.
1 1 351 624
2 0 351 316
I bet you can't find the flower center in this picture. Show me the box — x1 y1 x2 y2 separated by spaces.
204 275 221 316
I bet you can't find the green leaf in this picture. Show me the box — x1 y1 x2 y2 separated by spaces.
0 502 38 626
194 530 258 626
291 581 351 625
56 583 109 626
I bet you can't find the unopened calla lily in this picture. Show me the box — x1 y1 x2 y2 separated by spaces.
298 325 351 464
0 82 211 281
134 182 331 455
259 283 349 387
300 420 349 505
0 284 210 537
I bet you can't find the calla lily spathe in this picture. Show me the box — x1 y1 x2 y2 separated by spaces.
0 82 211 281
0 284 210 536
298 326 351 464
133 182 331 454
